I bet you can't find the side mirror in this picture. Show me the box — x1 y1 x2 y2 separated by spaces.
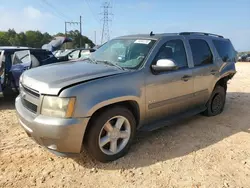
151 59 178 72
89 49 96 53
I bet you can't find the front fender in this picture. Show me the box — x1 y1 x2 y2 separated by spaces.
59 71 146 120
85 95 140 117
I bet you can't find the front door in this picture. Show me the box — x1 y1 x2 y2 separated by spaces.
145 38 194 124
11 50 32 89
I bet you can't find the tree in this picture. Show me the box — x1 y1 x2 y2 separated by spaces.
25 30 44 48
0 29 94 49
18 32 27 46
41 32 52 45
0 31 11 46
62 30 94 48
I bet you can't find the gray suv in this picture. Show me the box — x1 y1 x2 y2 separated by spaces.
15 32 236 162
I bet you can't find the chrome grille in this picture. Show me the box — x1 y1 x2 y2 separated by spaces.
22 84 40 98
20 83 40 113
21 97 37 113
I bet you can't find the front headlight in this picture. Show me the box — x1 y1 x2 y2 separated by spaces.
41 96 76 118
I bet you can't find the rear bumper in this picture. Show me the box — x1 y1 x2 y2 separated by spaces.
15 95 90 156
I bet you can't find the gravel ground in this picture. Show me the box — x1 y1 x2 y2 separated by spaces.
0 63 250 188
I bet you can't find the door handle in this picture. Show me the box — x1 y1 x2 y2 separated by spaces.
181 75 192 82
210 70 217 75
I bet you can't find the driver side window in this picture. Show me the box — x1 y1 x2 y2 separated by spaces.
155 39 188 69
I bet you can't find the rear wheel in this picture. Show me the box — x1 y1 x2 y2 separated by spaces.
85 106 136 162
203 85 226 116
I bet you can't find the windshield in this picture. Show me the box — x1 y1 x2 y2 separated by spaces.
90 39 156 69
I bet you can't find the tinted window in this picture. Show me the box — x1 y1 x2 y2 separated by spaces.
213 40 236 62
155 39 188 68
189 39 213 66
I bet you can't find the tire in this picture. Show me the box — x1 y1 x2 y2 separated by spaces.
203 85 226 116
84 106 136 162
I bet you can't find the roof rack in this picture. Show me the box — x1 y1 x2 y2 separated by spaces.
179 32 224 38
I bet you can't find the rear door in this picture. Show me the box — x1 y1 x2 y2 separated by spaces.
187 38 218 107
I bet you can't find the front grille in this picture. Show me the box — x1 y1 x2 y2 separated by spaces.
22 84 40 98
21 98 37 113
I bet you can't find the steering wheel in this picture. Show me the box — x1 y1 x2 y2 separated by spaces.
136 55 145 61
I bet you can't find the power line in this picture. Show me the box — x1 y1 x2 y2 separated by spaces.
100 1 113 44
84 0 100 24
64 16 83 48
37 0 65 21
40 0 71 20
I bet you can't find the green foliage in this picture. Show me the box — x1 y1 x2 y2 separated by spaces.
55 30 95 49
0 29 94 49
238 51 250 56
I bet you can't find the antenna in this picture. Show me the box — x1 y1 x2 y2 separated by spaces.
100 1 113 44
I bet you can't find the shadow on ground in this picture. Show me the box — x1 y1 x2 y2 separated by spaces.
74 92 250 169
0 95 17 110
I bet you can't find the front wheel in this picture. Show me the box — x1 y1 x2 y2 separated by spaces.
203 85 226 116
84 106 136 162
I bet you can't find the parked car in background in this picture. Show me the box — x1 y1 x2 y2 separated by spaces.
53 49 65 57
0 37 71 98
238 54 250 62
56 48 96 61
16 32 236 162
42 36 72 52
246 55 250 62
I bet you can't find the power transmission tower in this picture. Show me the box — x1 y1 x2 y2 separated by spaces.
64 16 82 48
100 1 112 44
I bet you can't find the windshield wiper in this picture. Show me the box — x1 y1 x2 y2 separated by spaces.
82 57 98 64
95 60 125 70
83 58 126 70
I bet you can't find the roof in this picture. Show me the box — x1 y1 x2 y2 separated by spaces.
0 46 50 53
117 33 178 40
116 32 227 40
0 46 30 50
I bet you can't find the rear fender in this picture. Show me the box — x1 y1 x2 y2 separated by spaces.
219 62 236 79
0 83 3 97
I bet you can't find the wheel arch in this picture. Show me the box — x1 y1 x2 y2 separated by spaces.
83 99 140 141
214 72 235 91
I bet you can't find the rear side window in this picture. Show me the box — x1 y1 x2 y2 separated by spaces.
189 39 213 66
213 40 236 62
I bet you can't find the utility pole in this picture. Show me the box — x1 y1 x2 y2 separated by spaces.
94 30 96 44
100 1 113 44
80 16 82 48
64 16 82 48
64 22 67 49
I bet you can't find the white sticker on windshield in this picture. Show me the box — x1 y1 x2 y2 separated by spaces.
134 40 151 44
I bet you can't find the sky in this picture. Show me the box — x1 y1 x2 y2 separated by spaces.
0 0 249 51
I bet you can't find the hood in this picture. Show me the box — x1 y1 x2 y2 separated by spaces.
21 61 127 95
42 36 73 52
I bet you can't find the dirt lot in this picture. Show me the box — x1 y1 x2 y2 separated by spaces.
1 63 250 188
